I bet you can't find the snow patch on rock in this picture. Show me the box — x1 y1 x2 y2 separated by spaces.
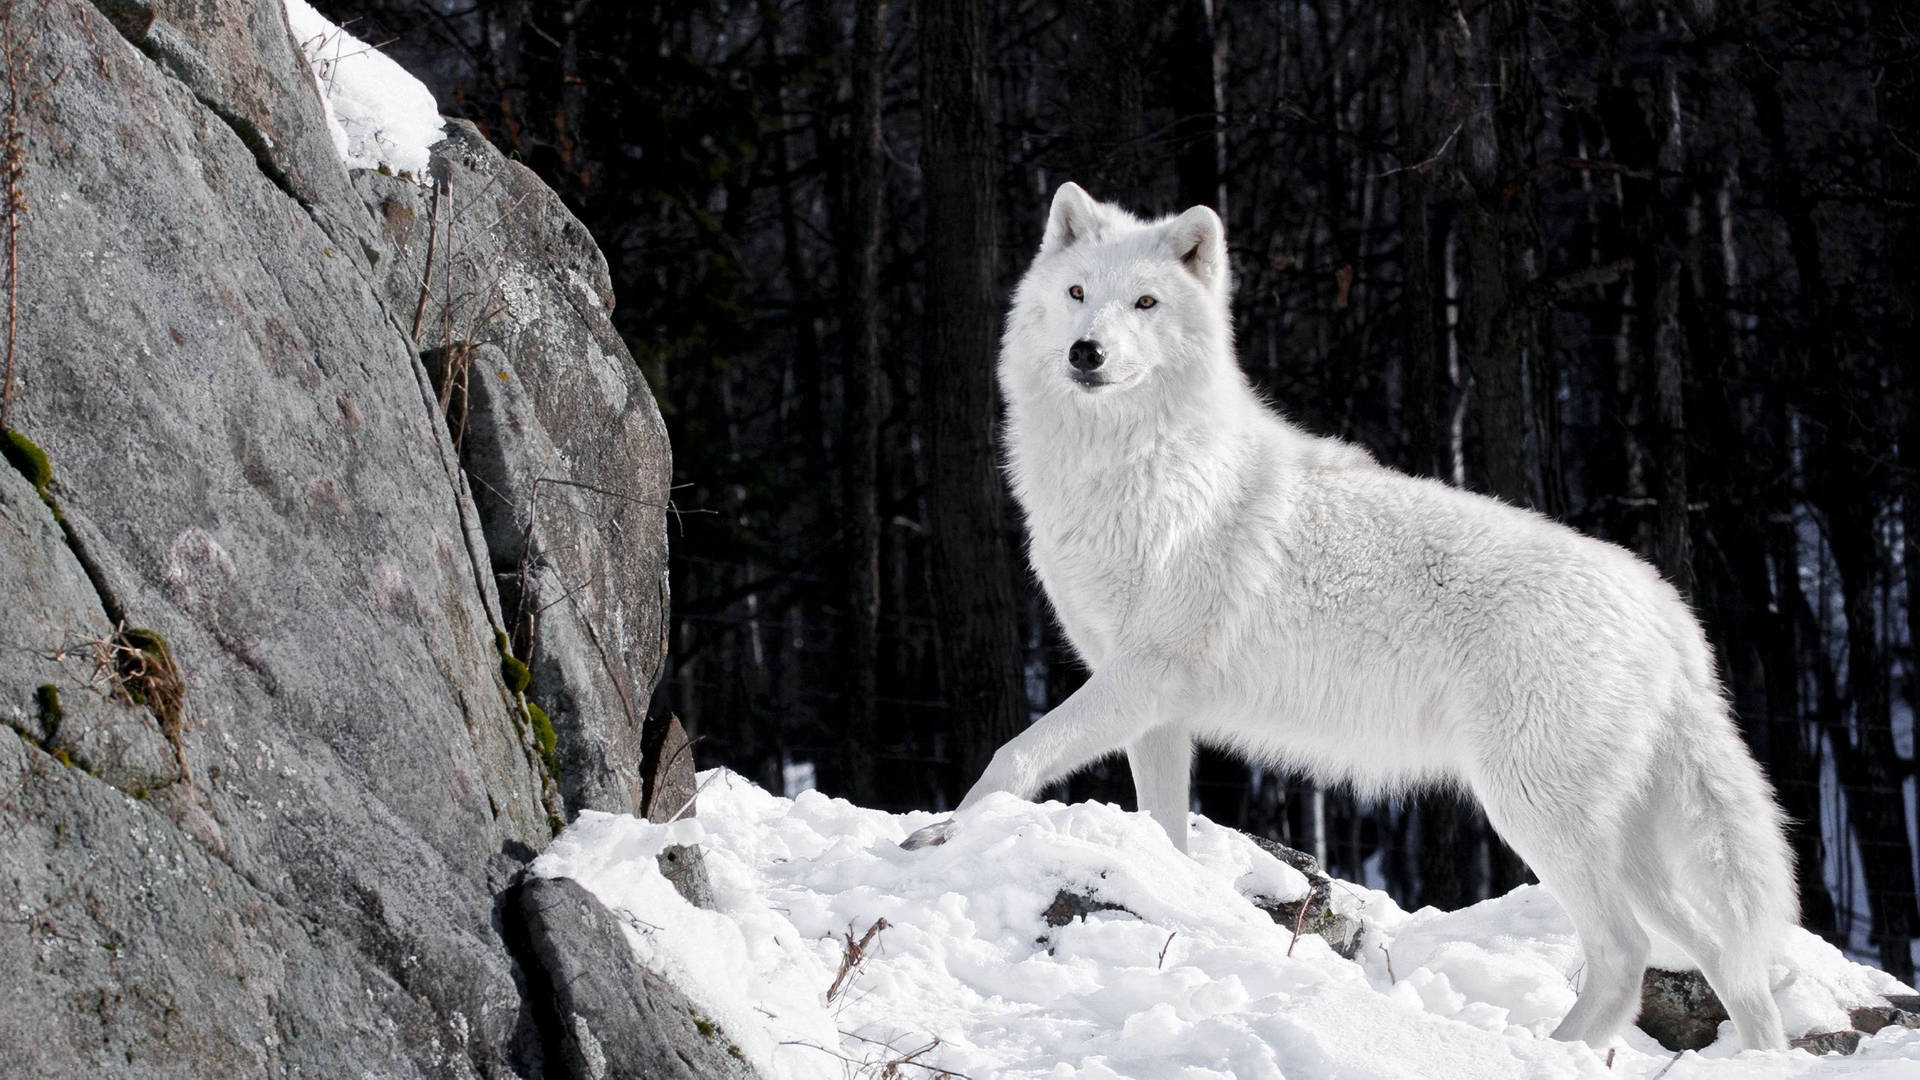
284 0 443 175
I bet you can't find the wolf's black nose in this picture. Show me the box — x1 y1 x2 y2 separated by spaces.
1068 339 1106 372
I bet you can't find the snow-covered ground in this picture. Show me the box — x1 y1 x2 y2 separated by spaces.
532 771 1920 1080
284 0 443 175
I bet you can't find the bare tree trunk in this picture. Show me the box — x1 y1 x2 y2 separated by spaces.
1067 1 1145 193
1461 0 1544 513
1396 0 1441 479
838 0 889 803
1410 200 1494 903
1173 0 1227 215
1821 497 1918 980
1399 0 1484 906
1763 508 1839 939
1443 0 1547 903
1650 262 1690 594
919 0 1028 794
1646 55 1693 594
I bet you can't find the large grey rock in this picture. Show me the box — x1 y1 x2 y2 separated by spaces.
510 877 758 1080
0 734 470 1075
0 0 676 1073
1637 967 1729 1051
1792 1029 1865 1055
640 713 715 907
1853 998 1920 1034
88 0 374 248
357 123 673 821
1636 968 1920 1053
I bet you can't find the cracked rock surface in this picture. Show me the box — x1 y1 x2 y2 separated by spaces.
508 877 758 1080
1 1 696 1074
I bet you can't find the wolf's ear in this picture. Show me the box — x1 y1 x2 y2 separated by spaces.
1166 206 1226 289
1040 182 1100 256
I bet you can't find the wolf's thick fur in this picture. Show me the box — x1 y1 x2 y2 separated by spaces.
932 183 1796 1050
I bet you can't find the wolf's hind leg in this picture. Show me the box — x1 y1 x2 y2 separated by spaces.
1126 724 1193 852
1483 792 1649 1047
1547 869 1652 1046
1632 863 1788 1049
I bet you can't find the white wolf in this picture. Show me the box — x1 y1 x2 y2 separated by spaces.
905 182 1796 1051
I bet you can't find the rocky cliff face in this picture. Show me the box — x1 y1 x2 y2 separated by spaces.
0 1 719 1074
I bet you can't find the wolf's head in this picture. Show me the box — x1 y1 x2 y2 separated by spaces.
1001 183 1232 406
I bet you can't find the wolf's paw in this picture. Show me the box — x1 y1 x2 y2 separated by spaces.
900 819 956 850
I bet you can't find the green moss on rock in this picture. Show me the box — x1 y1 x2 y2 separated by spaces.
2 428 52 501
526 700 561 784
118 627 172 657
494 628 531 694
527 700 556 756
502 653 531 695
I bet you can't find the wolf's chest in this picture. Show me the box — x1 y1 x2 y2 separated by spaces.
1022 487 1244 658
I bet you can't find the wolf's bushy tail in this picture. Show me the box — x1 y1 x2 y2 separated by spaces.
1670 691 1798 936
1653 610 1797 941
1637 687 1795 1049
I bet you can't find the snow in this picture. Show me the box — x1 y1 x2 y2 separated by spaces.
532 771 1920 1079
283 0 443 176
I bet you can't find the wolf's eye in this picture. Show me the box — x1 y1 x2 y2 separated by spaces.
1068 285 1084 302
1136 295 1157 310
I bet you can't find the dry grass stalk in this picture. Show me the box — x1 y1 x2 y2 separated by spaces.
826 917 890 1003
842 1031 970 1079
435 338 473 448
408 172 515 451
76 621 190 784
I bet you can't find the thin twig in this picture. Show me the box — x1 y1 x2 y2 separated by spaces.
1157 930 1176 970
780 1036 975 1079
410 178 444 341
1650 1050 1683 1079
1286 891 1313 957
648 726 705 818
1374 119 1465 178
531 474 678 511
440 177 454 352
662 765 720 824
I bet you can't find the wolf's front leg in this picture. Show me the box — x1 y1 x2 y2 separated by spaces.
902 657 1174 850
957 657 1174 809
1127 724 1193 852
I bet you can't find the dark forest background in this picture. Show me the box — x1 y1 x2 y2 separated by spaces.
319 0 1918 978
